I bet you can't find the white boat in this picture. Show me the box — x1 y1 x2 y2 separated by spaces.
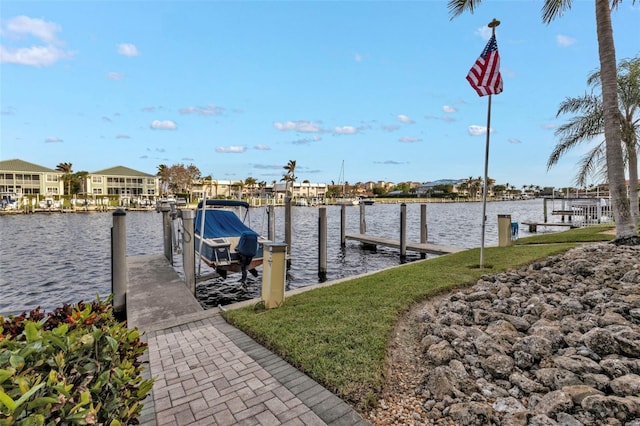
194 199 270 282
335 198 359 206
0 192 19 210
295 199 309 207
39 197 61 209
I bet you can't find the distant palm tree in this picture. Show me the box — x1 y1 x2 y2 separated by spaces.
448 0 636 240
203 175 212 198
548 57 640 222
157 164 170 195
282 160 297 197
55 162 73 197
245 177 257 199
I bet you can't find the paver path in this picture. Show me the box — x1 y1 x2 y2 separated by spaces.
127 254 370 425
139 313 369 426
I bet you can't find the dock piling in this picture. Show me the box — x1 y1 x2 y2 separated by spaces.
181 209 196 295
267 205 275 242
111 208 127 320
340 205 346 247
284 197 292 269
318 207 327 281
420 204 428 259
359 202 366 234
400 203 407 262
160 202 173 263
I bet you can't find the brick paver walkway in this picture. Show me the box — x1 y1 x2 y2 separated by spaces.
138 313 370 426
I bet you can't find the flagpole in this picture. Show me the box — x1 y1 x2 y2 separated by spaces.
479 18 500 269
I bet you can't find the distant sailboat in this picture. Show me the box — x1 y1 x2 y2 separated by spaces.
335 160 359 205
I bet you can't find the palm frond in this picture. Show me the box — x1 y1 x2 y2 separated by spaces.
541 0 572 24
447 0 479 19
574 143 606 187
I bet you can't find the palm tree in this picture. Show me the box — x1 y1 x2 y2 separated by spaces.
203 175 212 198
245 177 257 199
55 162 73 198
282 160 297 197
448 0 637 240
157 164 170 195
547 57 640 222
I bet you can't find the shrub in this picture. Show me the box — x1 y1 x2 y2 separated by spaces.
0 299 153 425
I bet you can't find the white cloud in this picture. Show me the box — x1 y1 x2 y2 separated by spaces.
475 26 492 41
0 45 71 67
334 126 359 135
116 134 131 139
541 123 558 130
150 120 177 130
118 43 139 57
4 16 61 43
273 120 322 133
107 72 126 80
381 124 401 132
399 136 421 143
0 16 73 67
179 104 224 116
216 145 246 153
556 35 576 47
354 53 363 62
468 125 494 136
508 138 522 144
255 144 271 150
397 114 414 124
443 105 457 113
44 137 63 143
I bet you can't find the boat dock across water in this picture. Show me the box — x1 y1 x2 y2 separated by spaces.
344 233 461 255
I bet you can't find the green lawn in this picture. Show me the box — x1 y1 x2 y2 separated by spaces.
222 225 614 409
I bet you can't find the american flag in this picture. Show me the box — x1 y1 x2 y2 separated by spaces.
466 34 503 97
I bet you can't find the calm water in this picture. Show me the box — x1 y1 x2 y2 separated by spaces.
1 199 553 315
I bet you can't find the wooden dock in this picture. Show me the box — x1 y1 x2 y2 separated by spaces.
521 222 576 232
344 233 462 255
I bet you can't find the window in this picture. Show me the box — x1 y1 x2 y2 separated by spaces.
92 176 103 184
92 188 103 195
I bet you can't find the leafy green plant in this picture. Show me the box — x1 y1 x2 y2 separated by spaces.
0 299 153 425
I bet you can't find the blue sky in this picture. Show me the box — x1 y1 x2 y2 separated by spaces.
1 1 639 189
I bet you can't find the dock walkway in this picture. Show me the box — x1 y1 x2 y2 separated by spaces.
344 233 462 255
127 254 370 426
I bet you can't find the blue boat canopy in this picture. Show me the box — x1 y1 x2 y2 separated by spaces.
197 199 250 209
194 209 257 239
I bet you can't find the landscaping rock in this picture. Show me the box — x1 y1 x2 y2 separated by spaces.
412 243 640 425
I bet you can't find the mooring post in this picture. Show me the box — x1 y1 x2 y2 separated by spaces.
420 204 428 259
400 203 407 262
543 198 548 223
340 204 347 247
284 197 292 268
359 202 366 234
318 207 327 282
267 205 276 241
181 209 196 295
262 243 288 309
160 202 173 263
111 208 127 320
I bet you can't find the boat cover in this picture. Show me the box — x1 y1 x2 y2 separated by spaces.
194 209 258 239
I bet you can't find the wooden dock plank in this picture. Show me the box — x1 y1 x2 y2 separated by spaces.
344 233 462 255
521 222 576 232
